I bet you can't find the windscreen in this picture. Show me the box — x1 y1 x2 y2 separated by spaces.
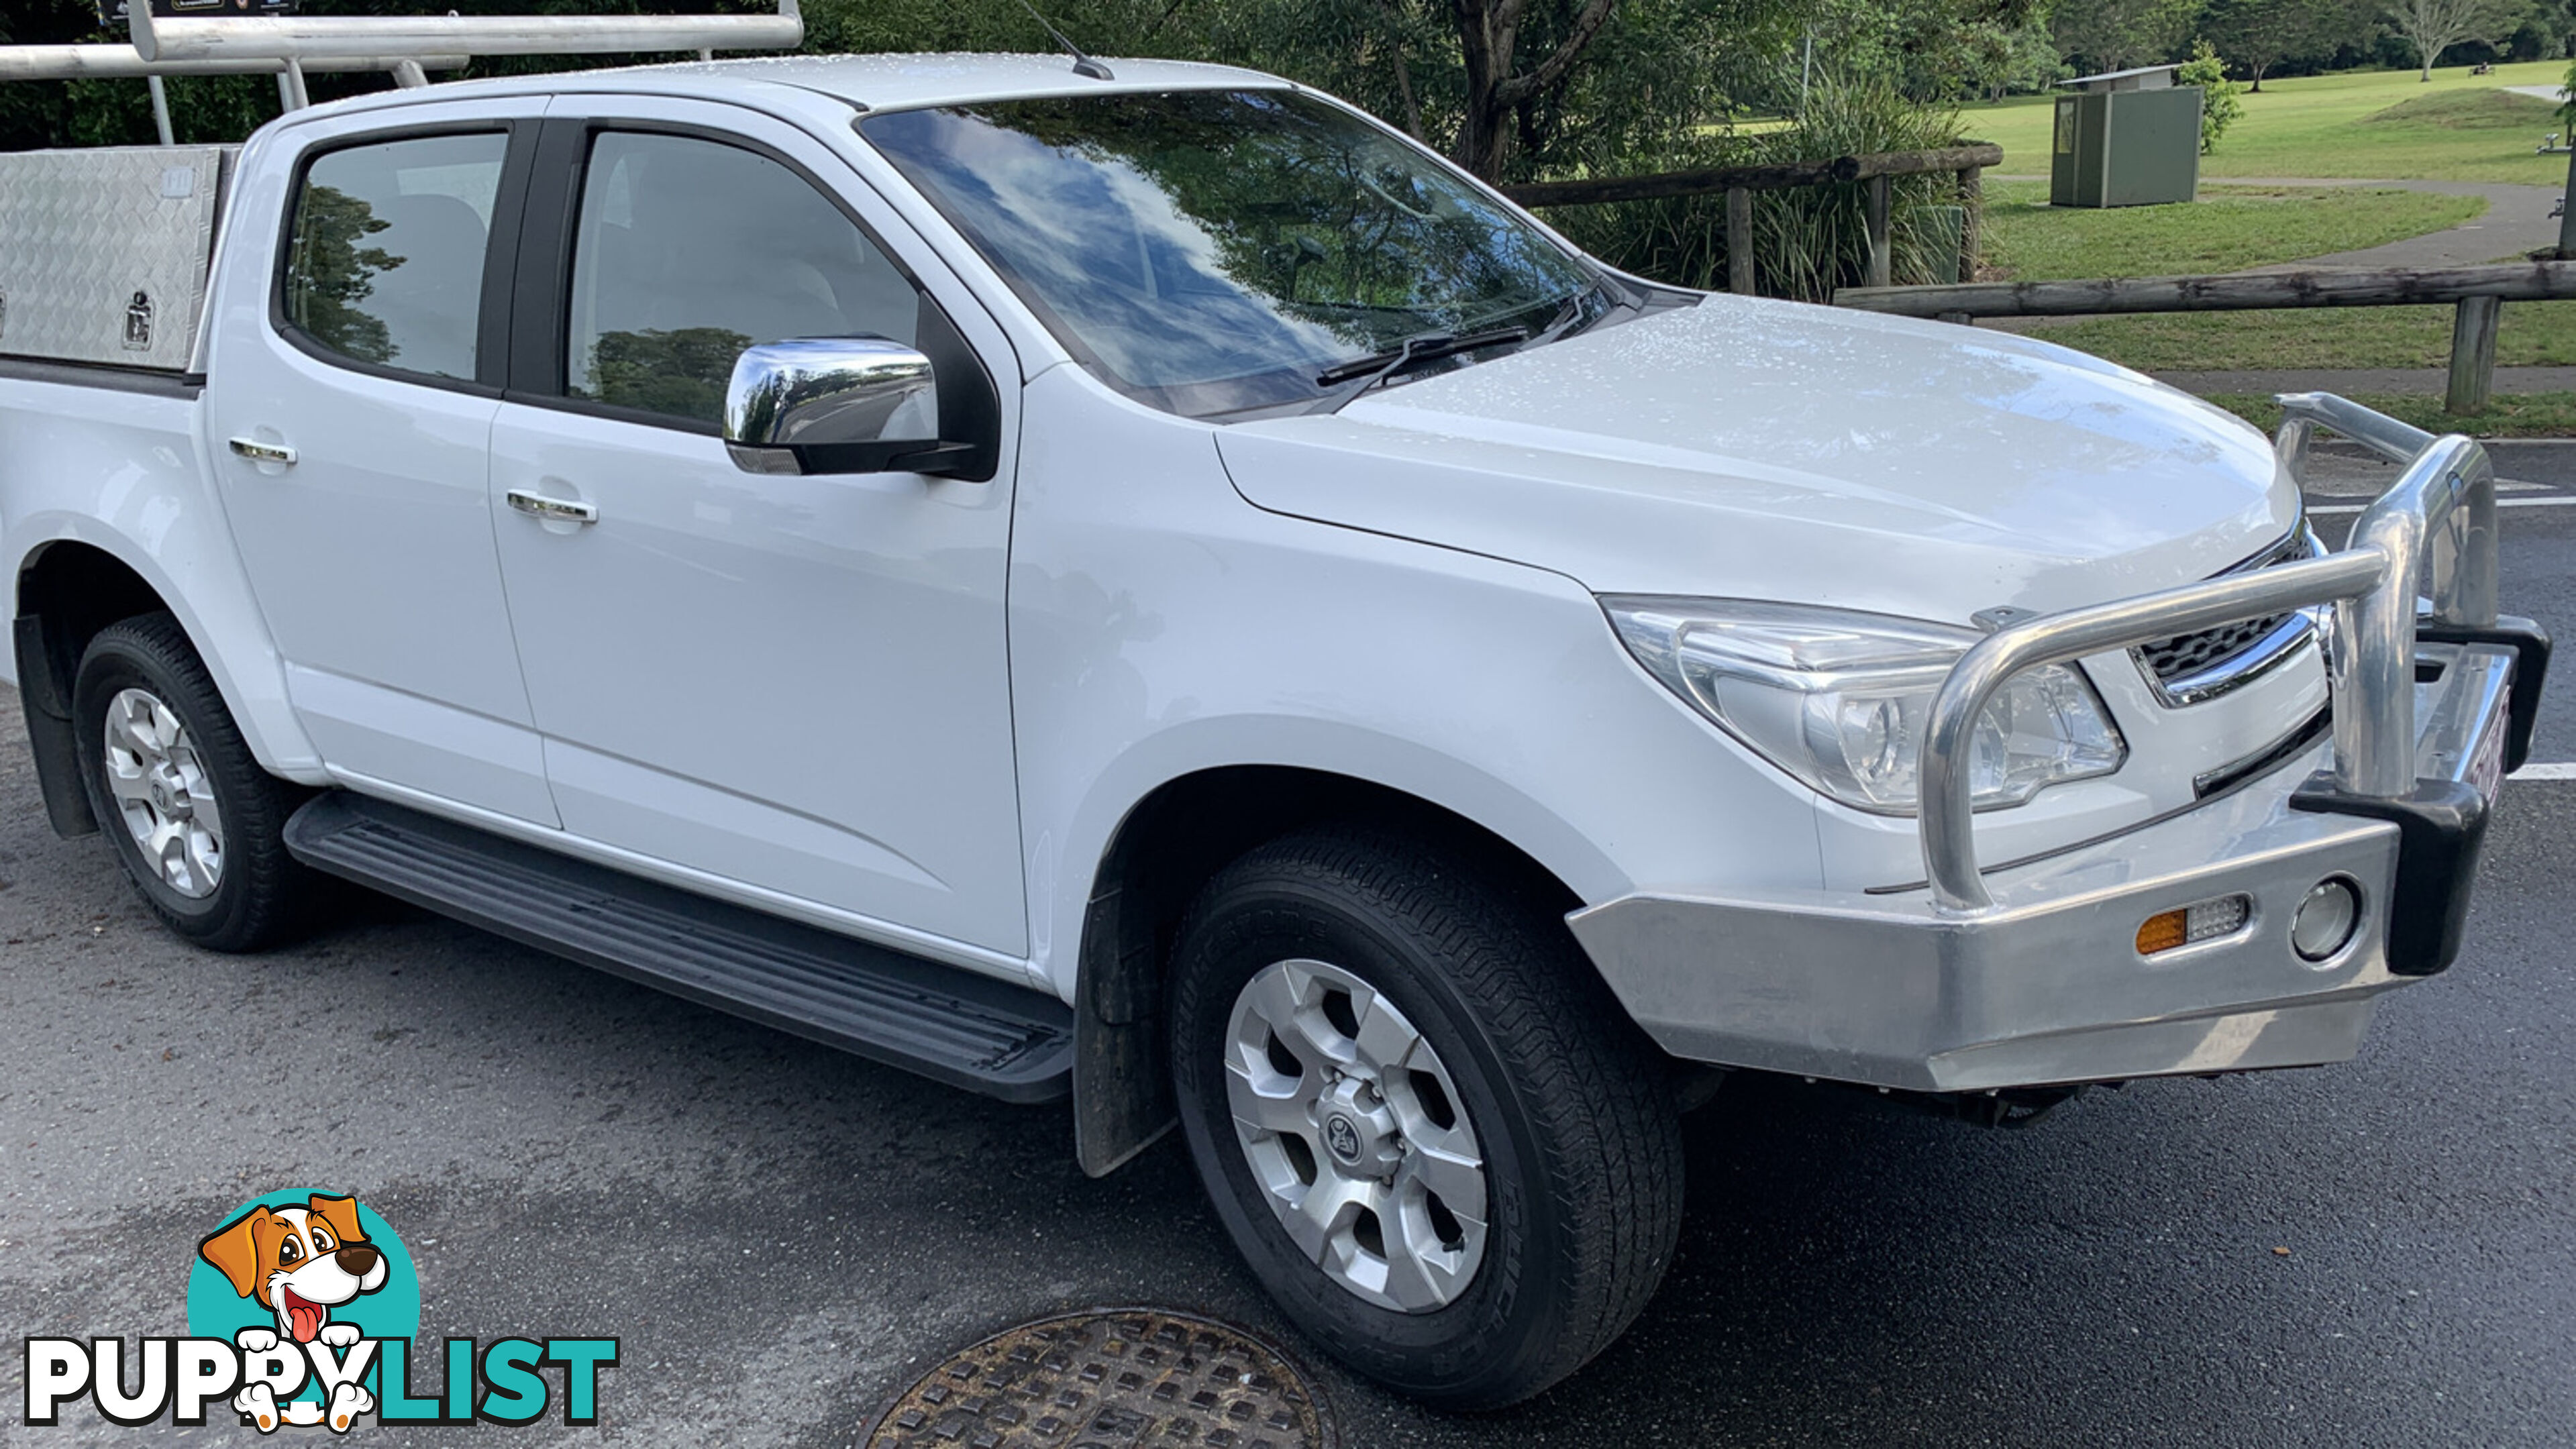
860 89 1600 417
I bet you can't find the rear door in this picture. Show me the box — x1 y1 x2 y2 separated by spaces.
485 98 1028 961
205 101 556 824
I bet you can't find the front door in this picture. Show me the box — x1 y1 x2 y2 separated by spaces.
487 102 1027 961
205 105 556 824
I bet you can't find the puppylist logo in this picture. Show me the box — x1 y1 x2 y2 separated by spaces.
21 1189 617 1433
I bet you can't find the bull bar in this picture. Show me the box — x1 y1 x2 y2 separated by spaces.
1922 392 2505 914
1567 394 2552 1093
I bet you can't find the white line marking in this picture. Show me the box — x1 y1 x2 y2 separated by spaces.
2309 496 2576 515
2510 761 2576 781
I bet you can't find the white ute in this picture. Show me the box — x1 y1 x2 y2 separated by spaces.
0 52 2548 1406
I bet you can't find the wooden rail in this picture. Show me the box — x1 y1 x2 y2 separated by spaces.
1833 261 2576 414
1502 142 2004 291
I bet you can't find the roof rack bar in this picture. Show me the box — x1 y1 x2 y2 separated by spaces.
128 1 802 64
0 46 468 81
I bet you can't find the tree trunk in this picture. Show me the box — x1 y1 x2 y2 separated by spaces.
1449 0 1518 180
1446 0 1618 182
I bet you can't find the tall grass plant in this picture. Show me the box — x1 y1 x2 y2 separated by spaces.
1546 74 1970 301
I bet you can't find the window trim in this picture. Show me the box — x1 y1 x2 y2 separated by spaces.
505 115 985 440
268 120 535 398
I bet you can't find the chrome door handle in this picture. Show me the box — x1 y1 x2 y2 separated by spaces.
506 488 599 525
227 437 296 466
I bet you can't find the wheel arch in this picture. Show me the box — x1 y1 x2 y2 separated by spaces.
11 538 188 837
1069 763 1590 1177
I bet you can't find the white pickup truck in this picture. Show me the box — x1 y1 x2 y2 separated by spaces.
0 52 2550 1407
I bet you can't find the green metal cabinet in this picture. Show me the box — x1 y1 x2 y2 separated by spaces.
2051 66 2202 209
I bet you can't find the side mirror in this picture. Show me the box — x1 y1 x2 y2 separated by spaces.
723 336 976 477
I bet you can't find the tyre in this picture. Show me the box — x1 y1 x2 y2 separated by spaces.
70 612 316 952
1167 826 1684 1408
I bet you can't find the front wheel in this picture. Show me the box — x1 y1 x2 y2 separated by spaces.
1167 827 1684 1408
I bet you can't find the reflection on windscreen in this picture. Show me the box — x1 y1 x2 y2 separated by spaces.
862 89 1595 416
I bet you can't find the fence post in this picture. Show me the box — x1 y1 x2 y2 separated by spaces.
1865 174 1892 289
2446 294 2500 414
1726 186 1754 294
1956 165 1981 283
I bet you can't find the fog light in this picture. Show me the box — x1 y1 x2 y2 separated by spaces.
2136 894 2253 955
2291 877 2361 961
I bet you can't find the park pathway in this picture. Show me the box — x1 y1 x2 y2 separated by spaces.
1987 174 2568 397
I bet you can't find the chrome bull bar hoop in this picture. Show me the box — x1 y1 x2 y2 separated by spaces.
1918 393 2500 914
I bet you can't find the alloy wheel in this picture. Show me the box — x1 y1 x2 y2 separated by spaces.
1223 957 1489 1312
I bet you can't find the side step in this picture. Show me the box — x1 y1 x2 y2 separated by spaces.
283 792 1072 1102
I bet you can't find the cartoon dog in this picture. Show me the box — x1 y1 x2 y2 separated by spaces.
197 1194 387 1432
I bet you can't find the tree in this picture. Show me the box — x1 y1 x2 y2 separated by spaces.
1444 0 1620 178
2381 0 2517 80
2197 0 2344 89
2052 0 2202 73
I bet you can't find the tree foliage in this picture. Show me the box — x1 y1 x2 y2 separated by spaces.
2053 0 2199 72
2196 0 2349 89
2177 38 2241 150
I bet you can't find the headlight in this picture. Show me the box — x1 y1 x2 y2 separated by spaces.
1602 597 2126 814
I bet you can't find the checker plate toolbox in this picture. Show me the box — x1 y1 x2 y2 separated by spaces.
0 145 234 372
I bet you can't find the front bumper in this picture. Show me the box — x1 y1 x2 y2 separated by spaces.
1567 395 2550 1093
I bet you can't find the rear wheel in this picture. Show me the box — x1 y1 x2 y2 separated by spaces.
71 613 316 951
1167 826 1684 1408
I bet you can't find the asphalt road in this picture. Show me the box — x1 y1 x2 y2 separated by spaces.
2 460 2571 1447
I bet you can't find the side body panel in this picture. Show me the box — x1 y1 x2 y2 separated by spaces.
0 370 321 777
1004 364 1833 1000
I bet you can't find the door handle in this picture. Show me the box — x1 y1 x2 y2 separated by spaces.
506 488 599 525
227 437 296 466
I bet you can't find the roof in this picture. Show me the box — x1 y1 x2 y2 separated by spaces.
2058 64 2182 87
326 52 1288 116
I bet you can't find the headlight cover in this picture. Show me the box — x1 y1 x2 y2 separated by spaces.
1602 597 2127 814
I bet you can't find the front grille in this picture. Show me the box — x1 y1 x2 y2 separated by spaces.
2136 527 2318 698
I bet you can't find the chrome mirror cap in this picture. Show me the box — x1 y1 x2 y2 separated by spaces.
723 336 939 474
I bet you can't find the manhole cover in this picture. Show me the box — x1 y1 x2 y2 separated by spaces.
863 1308 1332 1449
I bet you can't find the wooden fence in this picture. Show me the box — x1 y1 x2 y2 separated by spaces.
1500 142 2006 292
1832 261 2576 413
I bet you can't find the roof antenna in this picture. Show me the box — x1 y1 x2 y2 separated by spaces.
1010 0 1113 80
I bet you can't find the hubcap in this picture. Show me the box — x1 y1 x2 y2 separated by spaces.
101 687 224 899
1223 958 1488 1313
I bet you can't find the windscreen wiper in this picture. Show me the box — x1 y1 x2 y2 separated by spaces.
1314 325 1529 392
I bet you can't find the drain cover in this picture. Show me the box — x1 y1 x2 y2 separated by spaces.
863 1308 1331 1449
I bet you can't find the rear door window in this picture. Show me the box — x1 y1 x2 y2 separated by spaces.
281 132 507 382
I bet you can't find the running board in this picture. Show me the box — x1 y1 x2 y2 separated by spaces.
283 792 1072 1102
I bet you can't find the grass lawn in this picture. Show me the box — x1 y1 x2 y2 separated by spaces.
1977 179 2484 280
2205 390 2576 437
2031 301 2576 370
1961 61 2575 182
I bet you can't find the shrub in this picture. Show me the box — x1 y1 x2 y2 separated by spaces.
2179 40 2243 154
